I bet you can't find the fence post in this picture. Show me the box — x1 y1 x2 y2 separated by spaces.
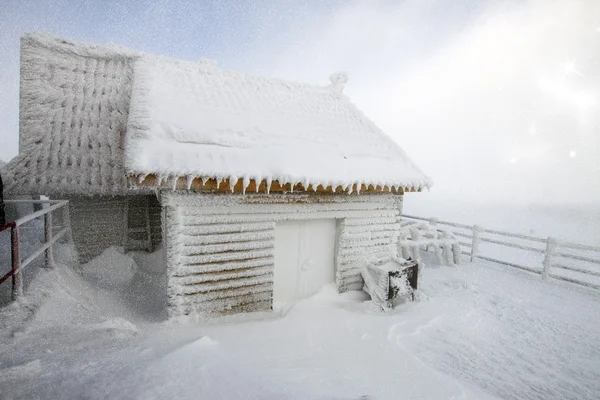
44 210 54 267
470 225 482 262
11 225 22 301
428 217 438 229
428 217 438 252
542 237 557 280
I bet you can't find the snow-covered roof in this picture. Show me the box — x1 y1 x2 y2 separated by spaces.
126 57 431 193
5 33 431 196
4 33 138 196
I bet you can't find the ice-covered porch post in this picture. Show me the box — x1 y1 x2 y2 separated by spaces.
541 237 557 280
470 225 482 262
11 225 22 300
43 198 54 268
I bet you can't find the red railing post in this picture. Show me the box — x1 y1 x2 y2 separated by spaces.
44 210 54 267
11 225 22 301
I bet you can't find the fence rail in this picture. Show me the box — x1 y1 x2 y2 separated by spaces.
402 214 600 291
0 199 71 302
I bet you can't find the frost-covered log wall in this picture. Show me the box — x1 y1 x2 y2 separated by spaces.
69 195 161 262
162 192 403 319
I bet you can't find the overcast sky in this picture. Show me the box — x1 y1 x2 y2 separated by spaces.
1 0 598 205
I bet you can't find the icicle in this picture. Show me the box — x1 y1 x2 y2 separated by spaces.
348 183 354 195
229 176 238 193
303 178 310 191
342 183 349 193
186 176 194 190
255 176 262 193
266 177 272 194
312 182 318 192
216 177 223 190
201 176 207 187
172 176 178 190
138 174 146 184
157 175 164 186
242 176 250 194
290 181 294 193
356 181 362 195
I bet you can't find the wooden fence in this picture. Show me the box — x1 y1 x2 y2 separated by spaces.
0 199 71 301
403 214 600 290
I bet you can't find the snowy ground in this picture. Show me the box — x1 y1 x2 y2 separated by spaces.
1 248 599 400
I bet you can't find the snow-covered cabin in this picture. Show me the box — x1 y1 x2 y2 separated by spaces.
3 33 432 320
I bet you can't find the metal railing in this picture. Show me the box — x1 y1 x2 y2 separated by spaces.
402 214 600 291
0 199 71 301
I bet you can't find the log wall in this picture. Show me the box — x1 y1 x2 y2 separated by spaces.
162 192 404 320
69 194 162 263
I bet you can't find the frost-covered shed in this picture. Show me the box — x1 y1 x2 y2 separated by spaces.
3 33 432 320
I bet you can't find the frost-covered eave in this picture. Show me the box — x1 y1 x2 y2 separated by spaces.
127 174 431 195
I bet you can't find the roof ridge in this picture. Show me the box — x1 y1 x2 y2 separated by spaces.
139 53 340 93
24 32 346 94
22 32 140 59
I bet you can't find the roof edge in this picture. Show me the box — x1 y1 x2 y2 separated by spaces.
21 32 139 60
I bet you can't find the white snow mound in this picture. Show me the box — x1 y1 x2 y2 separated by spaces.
81 246 137 289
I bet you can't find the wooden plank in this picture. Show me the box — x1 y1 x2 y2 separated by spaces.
183 210 398 226
182 249 274 266
173 274 274 295
339 244 393 257
342 223 402 233
182 230 275 245
180 201 397 216
20 227 69 269
402 214 472 229
479 237 545 253
182 240 274 256
477 255 541 274
14 200 68 227
173 257 274 276
481 228 546 243
182 222 274 236
175 292 273 317
339 237 393 248
559 242 600 252
341 216 399 226
549 274 600 290
171 282 273 303
553 263 600 277
172 265 274 286
555 251 600 265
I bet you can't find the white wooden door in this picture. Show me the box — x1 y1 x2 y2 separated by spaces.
273 219 337 302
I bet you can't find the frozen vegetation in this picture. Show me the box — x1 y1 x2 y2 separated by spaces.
1 246 599 400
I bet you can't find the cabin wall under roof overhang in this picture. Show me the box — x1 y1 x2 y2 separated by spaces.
161 191 404 321
68 194 162 263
